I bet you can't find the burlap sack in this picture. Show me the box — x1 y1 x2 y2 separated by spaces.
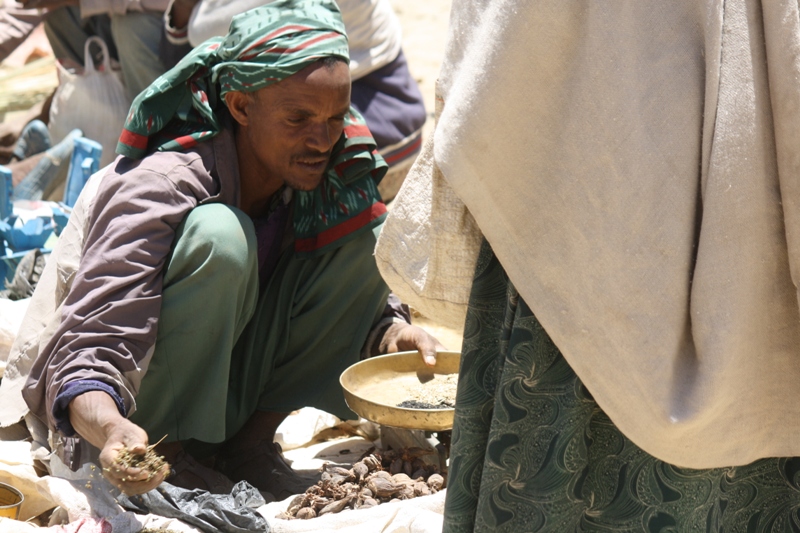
374 82 482 331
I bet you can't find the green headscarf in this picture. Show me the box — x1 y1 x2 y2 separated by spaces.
117 0 387 257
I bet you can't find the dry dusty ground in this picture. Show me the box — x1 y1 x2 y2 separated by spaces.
389 0 452 132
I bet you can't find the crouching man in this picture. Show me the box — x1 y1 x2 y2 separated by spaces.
0 0 442 498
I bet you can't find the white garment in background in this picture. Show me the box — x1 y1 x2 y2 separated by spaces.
186 0 402 80
0 299 29 380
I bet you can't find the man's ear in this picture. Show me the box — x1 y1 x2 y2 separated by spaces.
225 91 251 127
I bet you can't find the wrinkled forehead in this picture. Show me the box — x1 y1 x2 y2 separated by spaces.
250 58 352 109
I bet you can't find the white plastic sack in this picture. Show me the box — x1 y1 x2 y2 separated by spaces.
274 408 341 451
0 298 30 379
48 37 130 168
260 490 446 533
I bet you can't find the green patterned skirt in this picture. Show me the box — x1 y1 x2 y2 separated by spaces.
443 241 800 532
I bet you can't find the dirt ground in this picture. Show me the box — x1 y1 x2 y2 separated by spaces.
389 0 452 132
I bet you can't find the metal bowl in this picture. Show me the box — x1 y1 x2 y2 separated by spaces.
0 481 23 520
340 350 461 431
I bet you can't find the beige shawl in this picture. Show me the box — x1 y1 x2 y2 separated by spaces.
377 0 800 468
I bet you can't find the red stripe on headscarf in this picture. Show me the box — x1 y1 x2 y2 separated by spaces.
334 158 359 174
238 25 313 59
174 135 199 150
119 129 148 150
344 125 371 139
295 202 387 252
340 145 363 154
265 32 341 55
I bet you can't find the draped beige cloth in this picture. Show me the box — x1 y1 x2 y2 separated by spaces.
378 0 800 468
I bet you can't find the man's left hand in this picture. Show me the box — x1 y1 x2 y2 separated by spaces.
379 322 446 367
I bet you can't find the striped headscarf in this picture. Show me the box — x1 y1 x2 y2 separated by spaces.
117 0 387 257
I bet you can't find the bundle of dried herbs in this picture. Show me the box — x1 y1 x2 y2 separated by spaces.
111 445 169 482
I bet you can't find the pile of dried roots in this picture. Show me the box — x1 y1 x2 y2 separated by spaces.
277 447 446 520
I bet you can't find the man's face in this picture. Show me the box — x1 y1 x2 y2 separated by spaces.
242 60 351 192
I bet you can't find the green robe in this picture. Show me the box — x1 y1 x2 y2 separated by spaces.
130 203 389 455
444 240 800 533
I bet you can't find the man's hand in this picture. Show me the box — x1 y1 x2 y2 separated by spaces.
379 322 446 367
69 391 168 495
97 418 168 495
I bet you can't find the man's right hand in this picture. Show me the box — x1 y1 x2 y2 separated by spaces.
379 322 446 367
69 391 168 495
97 418 168 494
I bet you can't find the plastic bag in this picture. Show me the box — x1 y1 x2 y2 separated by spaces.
0 248 46 300
117 481 268 533
48 36 131 168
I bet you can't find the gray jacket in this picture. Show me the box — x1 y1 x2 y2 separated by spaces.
1 126 239 432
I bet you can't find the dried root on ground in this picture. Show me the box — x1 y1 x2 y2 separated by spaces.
276 448 446 520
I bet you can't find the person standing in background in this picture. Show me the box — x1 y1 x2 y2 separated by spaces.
0 0 44 63
21 0 168 100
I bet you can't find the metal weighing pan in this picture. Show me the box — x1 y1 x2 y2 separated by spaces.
340 350 461 431
0 481 23 520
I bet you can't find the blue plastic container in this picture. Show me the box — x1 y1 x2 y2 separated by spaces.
0 216 54 252
63 137 101 208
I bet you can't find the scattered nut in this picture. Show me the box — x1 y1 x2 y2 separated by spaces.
427 473 445 491
414 482 431 497
363 455 381 471
296 507 317 520
360 497 378 509
352 462 369 480
319 497 352 516
390 457 404 475
392 473 412 485
367 477 399 498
